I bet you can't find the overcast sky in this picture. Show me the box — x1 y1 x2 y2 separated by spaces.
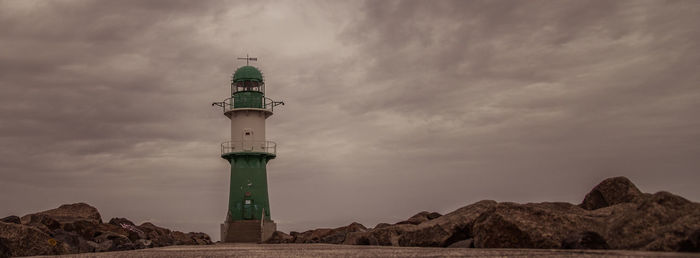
1 0 699 241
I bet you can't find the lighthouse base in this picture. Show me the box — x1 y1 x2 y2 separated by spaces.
221 220 276 243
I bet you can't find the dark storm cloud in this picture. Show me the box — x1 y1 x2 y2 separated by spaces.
1 0 699 240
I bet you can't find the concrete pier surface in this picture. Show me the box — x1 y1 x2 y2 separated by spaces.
36 243 699 257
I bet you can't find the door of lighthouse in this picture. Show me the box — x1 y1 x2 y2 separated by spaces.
242 128 253 151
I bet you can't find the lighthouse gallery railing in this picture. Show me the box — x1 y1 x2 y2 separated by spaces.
221 140 277 156
219 97 279 113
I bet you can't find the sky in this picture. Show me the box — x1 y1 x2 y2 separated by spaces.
1 0 699 241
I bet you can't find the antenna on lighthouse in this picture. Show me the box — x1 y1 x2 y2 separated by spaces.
237 54 258 66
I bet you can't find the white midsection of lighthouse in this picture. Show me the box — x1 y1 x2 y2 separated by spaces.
229 110 267 142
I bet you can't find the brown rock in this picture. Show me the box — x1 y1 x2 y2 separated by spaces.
447 238 473 248
0 216 20 224
374 223 391 229
21 203 102 224
561 231 609 250
274 177 700 252
172 231 195 245
603 191 700 251
398 211 433 225
293 222 367 244
0 237 11 258
108 217 135 227
579 177 642 210
0 221 70 256
138 222 174 247
267 231 294 243
51 229 94 253
473 202 598 249
20 214 61 234
93 231 134 251
679 229 700 252
188 232 213 245
396 200 497 247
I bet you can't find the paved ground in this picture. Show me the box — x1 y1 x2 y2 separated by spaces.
36 243 700 257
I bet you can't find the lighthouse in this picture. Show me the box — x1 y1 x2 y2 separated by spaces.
212 56 284 242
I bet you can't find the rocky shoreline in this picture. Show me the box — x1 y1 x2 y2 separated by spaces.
0 203 211 257
267 177 700 252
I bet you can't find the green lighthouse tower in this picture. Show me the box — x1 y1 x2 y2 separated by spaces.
213 56 283 242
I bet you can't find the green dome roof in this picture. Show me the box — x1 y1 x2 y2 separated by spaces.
233 66 263 83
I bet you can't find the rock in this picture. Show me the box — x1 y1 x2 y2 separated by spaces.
579 177 642 210
139 222 174 247
188 232 213 245
21 203 102 224
679 229 700 252
108 217 135 227
267 177 700 252
319 222 367 244
561 231 609 250
0 221 69 256
103 220 146 241
398 211 431 225
267 231 294 244
472 202 600 249
341 200 497 247
87 240 111 252
0 237 11 258
51 229 94 253
293 228 333 243
3 203 211 255
172 231 196 245
374 223 391 229
427 212 442 220
603 191 700 251
447 238 473 248
0 216 20 224
134 239 153 249
397 200 497 247
93 231 134 251
19 214 61 234
293 222 367 244
60 219 101 240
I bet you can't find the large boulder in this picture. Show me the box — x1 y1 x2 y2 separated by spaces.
0 221 70 256
472 202 601 249
603 191 700 251
21 203 102 224
579 177 643 210
343 200 497 247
